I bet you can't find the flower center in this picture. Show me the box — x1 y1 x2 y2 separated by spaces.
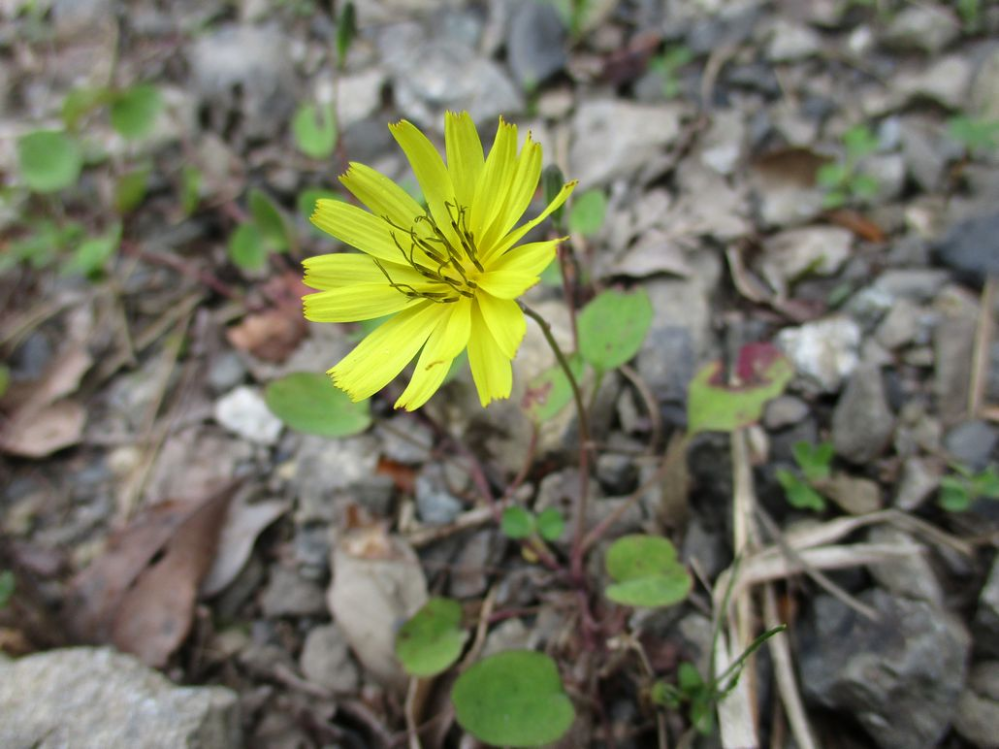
376 201 482 304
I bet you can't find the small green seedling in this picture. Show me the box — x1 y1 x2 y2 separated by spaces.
0 570 14 609
292 102 338 160
577 288 653 373
816 124 881 209
500 506 566 542
17 130 82 193
776 440 834 512
228 189 294 270
649 46 694 100
947 115 999 156
395 597 469 677
336 2 357 69
568 189 606 237
604 535 692 608
938 463 999 512
452 650 575 747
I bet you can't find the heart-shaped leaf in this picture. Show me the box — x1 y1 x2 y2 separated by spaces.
264 372 371 437
110 84 162 140
501 506 534 540
605 535 691 608
578 288 653 371
395 597 468 677
452 650 575 747
18 130 82 193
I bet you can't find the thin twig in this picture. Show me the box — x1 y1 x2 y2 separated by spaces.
969 275 997 417
619 363 663 455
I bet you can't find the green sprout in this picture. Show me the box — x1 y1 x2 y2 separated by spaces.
649 46 694 100
947 115 999 157
776 441 835 512
938 463 999 512
816 124 881 209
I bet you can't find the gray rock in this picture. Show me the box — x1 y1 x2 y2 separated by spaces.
820 473 882 516
800 589 970 749
832 364 895 464
332 68 387 129
896 56 973 111
214 386 283 446
190 25 296 139
990 341 999 403
935 213 999 286
449 529 499 598
944 420 999 471
260 565 328 618
882 6 960 54
898 118 951 194
874 268 950 304
506 0 566 90
379 23 521 130
874 299 921 350
973 555 999 657
680 517 729 582
970 47 999 121
0 647 241 748
299 624 359 693
934 286 979 424
207 352 247 394
777 316 862 393
415 464 464 525
894 456 939 511
570 100 683 188
637 275 712 408
766 19 821 62
376 414 433 465
866 526 943 606
596 452 638 495
954 661 999 748
51 0 113 37
763 395 810 430
294 434 380 523
861 153 906 204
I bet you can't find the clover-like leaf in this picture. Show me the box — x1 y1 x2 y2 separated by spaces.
395 597 468 678
604 535 691 608
577 288 653 372
776 469 826 512
292 102 337 160
568 188 606 237
536 508 565 541
110 84 162 140
452 650 575 747
687 343 794 435
501 506 534 539
265 372 372 437
228 223 266 271
18 130 82 193
248 189 291 252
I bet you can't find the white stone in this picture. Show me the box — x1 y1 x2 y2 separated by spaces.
776 316 862 392
214 386 283 445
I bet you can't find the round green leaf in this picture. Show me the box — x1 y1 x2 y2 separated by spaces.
17 130 82 193
110 84 162 140
522 353 584 423
65 223 122 278
452 651 575 747
249 189 291 252
114 166 150 213
264 372 371 437
395 597 468 677
568 189 607 236
577 288 653 371
536 507 565 541
228 223 266 271
501 506 534 539
604 535 692 608
292 102 338 159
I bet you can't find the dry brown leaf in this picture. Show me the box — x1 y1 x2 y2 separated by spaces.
200 497 288 597
226 308 307 363
328 527 428 692
0 400 86 458
111 485 235 667
0 345 93 458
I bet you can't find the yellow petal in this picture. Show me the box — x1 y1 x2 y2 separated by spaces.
478 239 561 298
303 284 417 322
394 297 472 410
389 120 460 246
339 162 425 232
303 252 424 290
476 291 525 359
468 303 513 407
330 302 448 401
481 180 577 264
311 199 412 263
479 134 542 252
470 119 517 241
445 111 484 208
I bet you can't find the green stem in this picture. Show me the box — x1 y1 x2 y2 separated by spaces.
521 303 591 582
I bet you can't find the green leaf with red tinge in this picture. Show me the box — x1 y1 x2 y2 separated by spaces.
686 343 794 435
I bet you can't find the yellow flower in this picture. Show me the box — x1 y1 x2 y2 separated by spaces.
303 111 576 410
